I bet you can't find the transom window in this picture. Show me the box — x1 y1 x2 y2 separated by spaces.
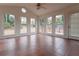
21 8 27 13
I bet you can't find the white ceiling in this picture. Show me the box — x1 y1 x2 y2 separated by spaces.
0 3 76 15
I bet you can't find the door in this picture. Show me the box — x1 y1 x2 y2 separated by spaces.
55 15 64 35
69 13 79 37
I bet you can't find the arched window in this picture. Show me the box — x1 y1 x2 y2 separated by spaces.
4 14 15 35
21 8 27 13
20 17 27 34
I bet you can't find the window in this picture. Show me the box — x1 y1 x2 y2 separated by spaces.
39 19 44 33
31 18 36 33
20 17 27 34
55 15 64 35
21 8 27 13
70 13 79 37
4 14 15 35
46 17 52 33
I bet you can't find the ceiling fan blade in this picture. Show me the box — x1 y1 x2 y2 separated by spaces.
41 6 46 9
36 3 47 10
37 3 41 6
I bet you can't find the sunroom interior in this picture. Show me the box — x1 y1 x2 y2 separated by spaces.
0 3 79 56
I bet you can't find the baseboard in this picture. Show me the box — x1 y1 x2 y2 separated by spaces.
0 33 37 39
1 33 79 41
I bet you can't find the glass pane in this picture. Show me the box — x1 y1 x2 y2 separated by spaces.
55 15 64 35
4 14 15 35
31 18 36 33
46 17 52 33
20 17 27 33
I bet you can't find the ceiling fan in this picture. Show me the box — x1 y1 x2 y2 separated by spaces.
36 3 46 10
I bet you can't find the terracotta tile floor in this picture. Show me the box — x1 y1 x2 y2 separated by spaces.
0 34 79 56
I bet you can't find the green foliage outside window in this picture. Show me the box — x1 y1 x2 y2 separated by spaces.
4 14 15 29
56 16 64 25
